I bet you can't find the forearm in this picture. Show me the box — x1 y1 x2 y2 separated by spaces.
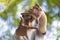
38 13 47 34
14 33 23 40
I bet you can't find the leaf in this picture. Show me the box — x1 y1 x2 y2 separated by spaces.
57 13 60 20
0 13 7 20
53 0 60 7
6 30 10 36
0 0 24 20
46 0 56 7
38 0 44 5
46 13 53 24
28 0 37 9
13 19 19 27
15 0 24 5
57 27 60 31
0 0 7 5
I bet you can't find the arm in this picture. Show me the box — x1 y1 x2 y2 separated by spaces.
38 12 47 34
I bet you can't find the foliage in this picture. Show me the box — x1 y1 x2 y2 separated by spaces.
0 0 60 40
0 0 60 24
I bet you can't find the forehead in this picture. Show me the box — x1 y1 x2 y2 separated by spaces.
22 13 37 18
21 13 35 17
21 13 32 15
21 12 40 18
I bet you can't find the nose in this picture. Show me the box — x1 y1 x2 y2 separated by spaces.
28 22 32 27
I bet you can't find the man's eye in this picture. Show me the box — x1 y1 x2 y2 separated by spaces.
24 16 27 19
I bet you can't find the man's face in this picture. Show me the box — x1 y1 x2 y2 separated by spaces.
22 14 38 27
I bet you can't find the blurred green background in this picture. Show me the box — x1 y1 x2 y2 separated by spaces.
0 0 60 40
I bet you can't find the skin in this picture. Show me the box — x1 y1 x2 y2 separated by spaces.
14 4 47 40
14 14 37 40
29 4 47 40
